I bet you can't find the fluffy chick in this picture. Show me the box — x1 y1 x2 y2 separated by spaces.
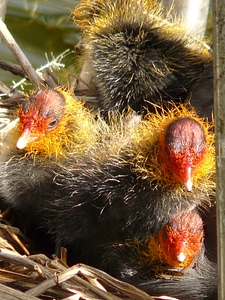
101 210 204 276
0 87 101 219
41 104 215 265
100 210 216 300
72 0 213 116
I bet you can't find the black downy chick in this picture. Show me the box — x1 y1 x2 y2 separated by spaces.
73 0 213 117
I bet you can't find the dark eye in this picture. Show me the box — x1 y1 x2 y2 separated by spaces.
161 227 168 241
47 118 58 130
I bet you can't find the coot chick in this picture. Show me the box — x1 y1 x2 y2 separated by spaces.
73 0 213 116
100 210 217 300
42 105 215 265
0 87 101 226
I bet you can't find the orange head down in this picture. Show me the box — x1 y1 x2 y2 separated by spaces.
158 210 204 268
133 104 215 194
163 117 207 191
16 87 100 158
17 89 65 150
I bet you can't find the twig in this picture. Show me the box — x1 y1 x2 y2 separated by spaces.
0 19 41 88
0 284 39 300
77 264 154 300
0 59 28 79
0 0 7 21
11 49 70 90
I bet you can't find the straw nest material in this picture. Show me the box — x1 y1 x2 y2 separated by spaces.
0 200 179 300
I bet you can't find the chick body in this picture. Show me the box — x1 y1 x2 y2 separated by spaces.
101 210 204 274
73 0 213 116
40 105 215 265
99 209 217 300
139 254 217 300
0 87 102 222
0 98 215 289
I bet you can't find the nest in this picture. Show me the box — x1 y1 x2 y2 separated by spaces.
0 203 180 300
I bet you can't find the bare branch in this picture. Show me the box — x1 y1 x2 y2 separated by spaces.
0 19 42 88
0 0 7 21
0 59 28 78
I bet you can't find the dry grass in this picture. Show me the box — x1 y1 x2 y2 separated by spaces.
0 206 179 300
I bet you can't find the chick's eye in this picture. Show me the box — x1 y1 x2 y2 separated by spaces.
161 228 168 241
47 118 58 130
